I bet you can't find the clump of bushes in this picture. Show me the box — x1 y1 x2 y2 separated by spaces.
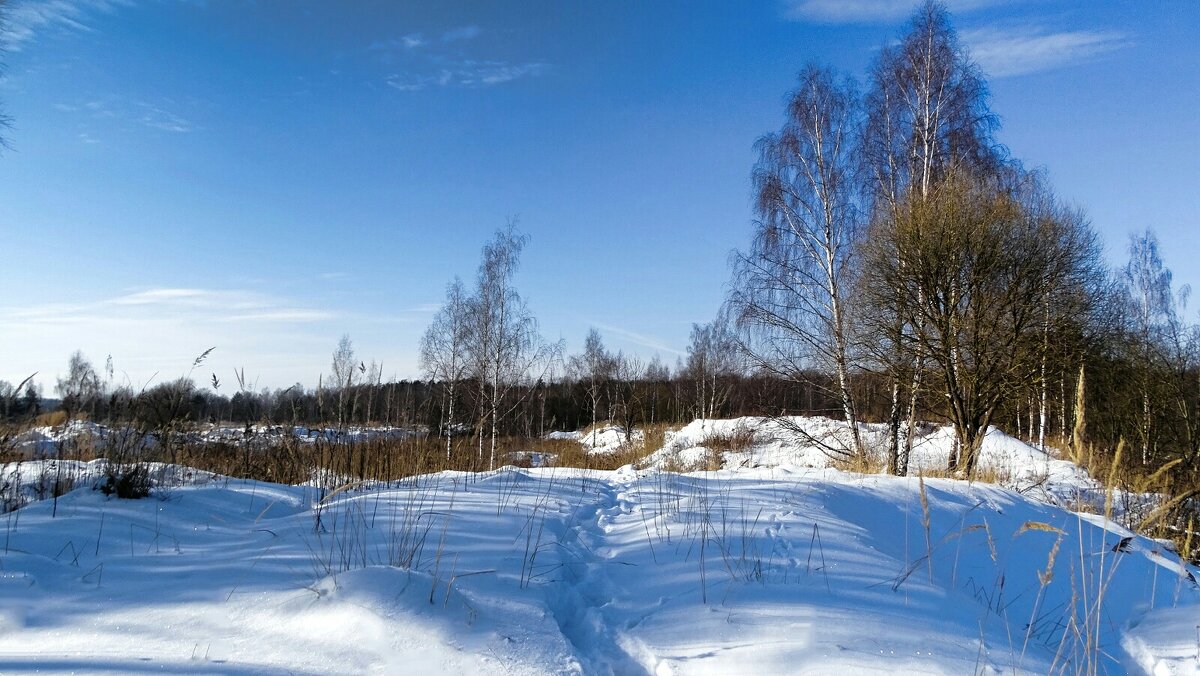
99 463 151 499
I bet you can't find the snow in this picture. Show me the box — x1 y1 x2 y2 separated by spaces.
647 416 1101 504
581 425 643 455
0 417 1196 674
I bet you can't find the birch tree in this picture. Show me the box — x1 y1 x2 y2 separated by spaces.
570 328 614 446
731 63 866 462
1123 229 1183 466
420 277 471 460
861 0 1002 473
686 315 740 427
466 222 560 468
330 335 357 427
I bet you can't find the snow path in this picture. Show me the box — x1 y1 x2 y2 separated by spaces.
543 472 652 674
0 464 1196 674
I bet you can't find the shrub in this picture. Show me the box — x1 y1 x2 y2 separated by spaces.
99 463 152 499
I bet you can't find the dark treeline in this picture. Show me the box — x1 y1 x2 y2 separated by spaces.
5 342 849 439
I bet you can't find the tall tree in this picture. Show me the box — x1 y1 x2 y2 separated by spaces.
863 171 1100 478
1123 229 1186 466
466 222 559 468
732 63 866 461
861 0 1003 473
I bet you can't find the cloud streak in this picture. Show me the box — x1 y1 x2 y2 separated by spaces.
963 27 1128 77
2 287 336 327
593 323 686 358
782 0 1001 23
386 61 546 92
371 24 543 92
1 0 129 51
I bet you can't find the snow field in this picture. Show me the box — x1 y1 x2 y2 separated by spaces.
1 455 1196 673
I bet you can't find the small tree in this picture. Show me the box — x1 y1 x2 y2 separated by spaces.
420 278 472 460
570 328 614 445
56 351 100 421
330 335 356 427
686 314 740 427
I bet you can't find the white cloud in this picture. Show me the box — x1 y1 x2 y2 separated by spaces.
138 105 195 133
441 25 482 42
963 27 1127 77
2 0 129 51
3 287 335 327
373 24 543 92
0 287 344 391
782 0 1001 23
54 96 197 134
368 33 427 53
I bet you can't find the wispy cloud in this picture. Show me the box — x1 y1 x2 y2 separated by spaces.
782 0 1002 23
386 61 547 92
138 103 195 133
963 27 1128 77
2 0 129 51
371 24 543 92
0 287 351 391
369 33 426 52
441 25 481 43
593 323 685 357
51 95 197 133
3 287 336 327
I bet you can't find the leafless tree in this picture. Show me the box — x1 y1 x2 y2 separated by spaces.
611 351 645 443
1124 229 1190 466
420 277 472 460
330 335 357 427
860 0 1003 473
465 221 561 468
731 63 866 461
570 328 615 446
862 170 1100 477
686 314 741 427
56 351 101 421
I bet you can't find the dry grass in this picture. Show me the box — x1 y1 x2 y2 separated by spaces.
34 411 67 427
830 450 886 474
549 424 669 471
702 425 757 454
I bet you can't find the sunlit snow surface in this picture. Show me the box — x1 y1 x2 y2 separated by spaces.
1 420 1197 674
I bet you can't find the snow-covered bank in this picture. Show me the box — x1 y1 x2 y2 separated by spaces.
0 458 1195 674
646 416 1103 506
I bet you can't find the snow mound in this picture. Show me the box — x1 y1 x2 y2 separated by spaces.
580 425 643 455
646 416 1099 501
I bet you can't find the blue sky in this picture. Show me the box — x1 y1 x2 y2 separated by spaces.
1 0 1197 392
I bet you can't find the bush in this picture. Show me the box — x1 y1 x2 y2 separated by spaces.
99 463 152 499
